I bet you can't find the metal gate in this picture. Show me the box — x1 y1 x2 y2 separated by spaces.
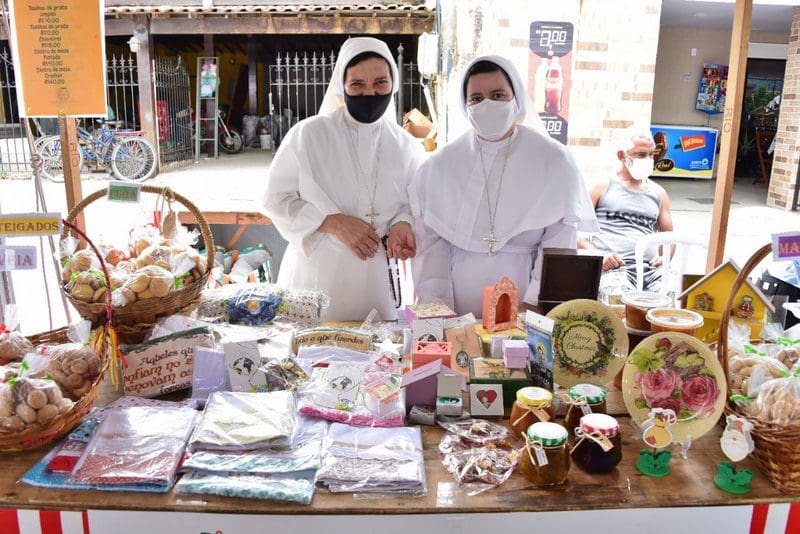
266 46 429 147
0 45 30 175
153 56 193 171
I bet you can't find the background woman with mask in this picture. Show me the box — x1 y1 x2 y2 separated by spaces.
263 37 421 320
410 55 597 316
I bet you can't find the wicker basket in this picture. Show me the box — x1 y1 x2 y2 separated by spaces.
717 243 800 495
61 186 215 344
1 223 112 451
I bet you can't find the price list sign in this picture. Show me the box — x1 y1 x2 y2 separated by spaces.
8 0 106 117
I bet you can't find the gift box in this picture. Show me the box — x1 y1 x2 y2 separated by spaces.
405 303 457 324
436 374 463 417
469 357 532 409
436 396 463 417
538 248 603 314
411 318 445 343
408 405 436 425
412 341 452 369
401 359 455 409
502 339 531 369
525 310 555 390
474 324 526 358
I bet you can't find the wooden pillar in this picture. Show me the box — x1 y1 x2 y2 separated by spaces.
133 15 157 150
706 0 752 271
58 117 85 234
248 36 257 116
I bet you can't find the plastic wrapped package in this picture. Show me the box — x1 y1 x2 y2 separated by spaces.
182 418 327 475
190 348 230 404
298 362 405 427
65 269 108 304
0 377 73 433
437 419 511 445
728 354 788 398
129 225 165 258
196 283 329 326
59 237 101 284
30 320 103 400
189 391 297 451
67 406 198 486
0 306 33 363
296 346 371 367
263 357 309 392
112 258 194 307
438 433 522 494
317 423 426 494
175 470 317 504
748 373 800 424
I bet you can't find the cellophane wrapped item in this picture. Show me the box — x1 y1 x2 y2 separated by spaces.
317 423 425 495
33 321 103 400
297 361 404 427
747 371 800 424
438 419 522 495
0 305 33 363
196 283 329 326
67 406 198 487
0 376 74 434
188 391 297 451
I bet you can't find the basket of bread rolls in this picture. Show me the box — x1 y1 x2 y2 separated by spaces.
59 186 214 344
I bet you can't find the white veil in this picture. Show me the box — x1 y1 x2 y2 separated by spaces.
318 37 400 119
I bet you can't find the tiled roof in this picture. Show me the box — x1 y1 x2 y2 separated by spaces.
105 3 431 16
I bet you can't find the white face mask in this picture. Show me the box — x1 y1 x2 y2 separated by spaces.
625 157 654 181
466 98 518 141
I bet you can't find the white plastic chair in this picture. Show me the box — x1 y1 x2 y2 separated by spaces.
634 231 708 298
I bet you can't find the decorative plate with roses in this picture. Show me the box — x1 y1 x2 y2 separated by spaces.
622 332 727 443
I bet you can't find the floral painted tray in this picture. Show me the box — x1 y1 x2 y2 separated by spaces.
546 299 628 388
622 332 726 443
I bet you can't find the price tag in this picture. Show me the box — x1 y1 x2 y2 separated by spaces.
535 446 549 466
0 213 61 237
107 181 141 203
581 404 592 416
0 245 37 271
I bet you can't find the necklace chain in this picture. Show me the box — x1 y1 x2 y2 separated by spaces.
478 136 513 255
345 119 383 225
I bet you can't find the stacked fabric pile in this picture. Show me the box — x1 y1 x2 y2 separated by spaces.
316 423 426 494
176 390 324 504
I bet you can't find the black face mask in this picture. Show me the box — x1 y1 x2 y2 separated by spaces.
344 93 392 124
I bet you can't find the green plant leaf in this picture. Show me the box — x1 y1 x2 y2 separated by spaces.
671 389 681 398
630 349 664 373
634 398 649 409
679 409 693 419
675 353 703 368
699 367 715 377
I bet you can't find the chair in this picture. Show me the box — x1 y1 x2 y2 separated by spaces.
634 231 708 299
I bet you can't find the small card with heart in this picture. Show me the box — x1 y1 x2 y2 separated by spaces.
469 383 504 417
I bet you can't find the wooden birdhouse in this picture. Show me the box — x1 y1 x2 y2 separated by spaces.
678 260 774 341
482 276 519 333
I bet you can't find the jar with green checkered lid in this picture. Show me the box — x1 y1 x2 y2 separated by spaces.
563 383 607 439
519 421 571 486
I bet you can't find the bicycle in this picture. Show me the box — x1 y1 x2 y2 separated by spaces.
36 121 158 183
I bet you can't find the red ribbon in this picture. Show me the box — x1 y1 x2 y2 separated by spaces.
0 323 9 335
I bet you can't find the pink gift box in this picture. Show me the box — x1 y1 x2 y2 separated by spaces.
412 341 452 369
405 303 457 324
502 339 531 369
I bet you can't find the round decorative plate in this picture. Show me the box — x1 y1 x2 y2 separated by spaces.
546 299 628 388
622 332 726 443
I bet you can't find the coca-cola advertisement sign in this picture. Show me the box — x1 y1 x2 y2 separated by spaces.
528 21 574 145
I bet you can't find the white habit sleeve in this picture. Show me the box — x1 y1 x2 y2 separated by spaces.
523 220 578 305
262 136 333 257
411 217 455 309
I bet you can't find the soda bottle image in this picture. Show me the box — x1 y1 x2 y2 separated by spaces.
544 51 562 114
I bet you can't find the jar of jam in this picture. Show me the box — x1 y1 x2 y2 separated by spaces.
509 387 555 438
571 413 622 474
563 384 607 438
646 307 704 336
519 422 571 486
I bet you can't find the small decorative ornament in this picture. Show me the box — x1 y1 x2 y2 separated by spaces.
694 292 714 312
734 295 755 319
714 415 755 494
374 338 404 364
635 407 676 478
482 276 519 333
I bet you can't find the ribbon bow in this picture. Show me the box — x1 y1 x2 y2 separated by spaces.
512 399 552 427
571 427 614 454
524 435 548 468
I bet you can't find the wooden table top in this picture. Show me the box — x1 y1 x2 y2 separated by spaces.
0 389 795 514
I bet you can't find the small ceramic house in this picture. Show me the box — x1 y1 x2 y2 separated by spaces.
412 341 452 369
502 339 531 369
678 259 774 341
482 276 519 333
401 359 456 409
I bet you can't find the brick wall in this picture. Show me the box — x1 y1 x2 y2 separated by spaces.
437 0 662 185
768 7 800 210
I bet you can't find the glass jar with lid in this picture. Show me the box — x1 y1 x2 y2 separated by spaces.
563 384 607 438
571 413 622 473
519 422 571 486
509 387 555 438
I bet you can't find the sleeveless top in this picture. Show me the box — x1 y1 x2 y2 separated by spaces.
592 178 661 264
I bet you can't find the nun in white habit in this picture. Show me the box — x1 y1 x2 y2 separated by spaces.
410 55 598 317
263 37 422 320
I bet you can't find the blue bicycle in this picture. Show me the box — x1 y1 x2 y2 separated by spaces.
37 121 157 183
